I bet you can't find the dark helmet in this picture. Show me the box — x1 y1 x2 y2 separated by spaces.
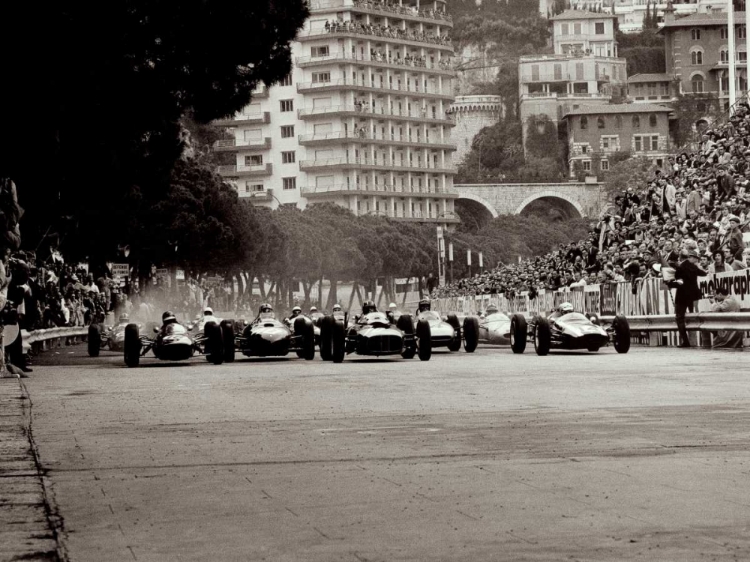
418 297 431 312
362 300 376 314
291 306 301 317
259 303 273 313
162 310 176 323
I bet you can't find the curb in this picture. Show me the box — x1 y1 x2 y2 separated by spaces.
0 378 64 562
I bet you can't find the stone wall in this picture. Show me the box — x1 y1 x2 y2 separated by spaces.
448 95 504 165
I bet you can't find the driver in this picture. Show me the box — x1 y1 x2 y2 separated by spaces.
362 300 377 315
309 306 319 316
285 306 302 326
386 302 399 323
117 313 130 326
485 303 499 315
550 302 575 320
199 307 220 331
417 298 431 313
161 310 179 331
257 303 275 322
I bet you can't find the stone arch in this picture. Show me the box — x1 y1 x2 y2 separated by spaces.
456 193 498 218
514 191 585 218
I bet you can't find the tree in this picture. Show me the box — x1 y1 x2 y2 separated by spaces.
0 0 308 259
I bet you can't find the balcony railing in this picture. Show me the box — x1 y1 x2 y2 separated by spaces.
295 52 455 73
213 137 271 151
217 163 273 177
520 92 609 100
302 183 457 196
298 131 455 149
308 0 453 24
298 24 452 50
297 78 452 99
213 112 270 126
299 156 455 174
297 104 454 124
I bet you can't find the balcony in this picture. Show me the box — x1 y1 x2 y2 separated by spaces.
308 0 453 26
520 72 612 84
301 183 458 198
213 112 270 127
251 85 269 99
297 26 452 52
298 131 456 150
213 137 271 152
520 92 609 101
299 156 455 174
217 163 273 178
297 79 453 100
298 104 455 126
295 52 455 75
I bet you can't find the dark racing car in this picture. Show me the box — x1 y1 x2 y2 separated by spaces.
508 302 631 356
318 301 431 363
229 304 315 360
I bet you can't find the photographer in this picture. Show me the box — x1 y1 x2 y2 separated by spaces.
709 286 743 348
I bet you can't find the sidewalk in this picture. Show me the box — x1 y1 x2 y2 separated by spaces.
0 377 61 562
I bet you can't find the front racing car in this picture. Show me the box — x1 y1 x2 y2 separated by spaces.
516 311 631 356
234 314 315 360
415 310 462 352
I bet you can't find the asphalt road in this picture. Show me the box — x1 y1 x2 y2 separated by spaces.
22 344 750 561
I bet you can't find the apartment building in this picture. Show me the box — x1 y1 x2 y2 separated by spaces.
214 0 459 226
613 0 729 33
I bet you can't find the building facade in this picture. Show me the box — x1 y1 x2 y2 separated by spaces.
519 10 627 150
563 104 672 175
214 0 459 226
628 73 680 102
447 95 504 164
660 10 749 112
613 0 730 33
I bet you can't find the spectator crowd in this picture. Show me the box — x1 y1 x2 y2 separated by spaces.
434 101 750 300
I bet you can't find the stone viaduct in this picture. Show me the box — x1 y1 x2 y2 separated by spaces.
452 180 606 220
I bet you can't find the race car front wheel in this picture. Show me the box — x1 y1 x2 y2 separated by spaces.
220 320 235 363
612 315 631 354
416 319 432 361
319 316 333 361
88 324 101 357
463 316 479 353
124 324 141 368
205 321 225 365
446 313 462 352
534 318 551 356
331 320 346 363
510 314 527 354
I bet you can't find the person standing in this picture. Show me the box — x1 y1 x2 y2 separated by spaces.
672 250 707 348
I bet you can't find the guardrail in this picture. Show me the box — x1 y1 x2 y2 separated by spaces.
21 326 90 355
599 313 750 333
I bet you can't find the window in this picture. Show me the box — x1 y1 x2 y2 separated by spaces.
554 64 562 80
312 71 330 83
740 27 747 40
561 23 569 35
531 65 539 81
595 22 605 35
582 160 591 171
281 125 295 138
597 116 605 129
739 51 748 63
615 115 622 129
575 63 584 80
632 115 640 128
722 27 728 39
280 99 294 112
574 23 581 35
580 116 588 129
245 155 263 166
280 74 293 87
691 74 704 93
634 136 642 152
282 151 296 164
691 29 701 41
602 136 618 151
691 49 703 65
247 183 264 193
282 177 297 190
650 135 659 151
311 45 329 57
649 113 657 127
600 160 609 171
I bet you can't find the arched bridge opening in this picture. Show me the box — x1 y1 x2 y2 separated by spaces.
455 195 497 231
515 194 584 221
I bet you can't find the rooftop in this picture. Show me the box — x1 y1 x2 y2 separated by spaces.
550 9 616 21
659 11 745 30
628 73 674 83
562 103 672 118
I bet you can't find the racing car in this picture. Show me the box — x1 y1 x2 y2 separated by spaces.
87 315 156 357
122 311 229 367
318 302 431 363
229 304 315 360
452 306 513 352
509 303 631 356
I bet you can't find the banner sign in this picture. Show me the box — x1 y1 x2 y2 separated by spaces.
110 263 129 279
698 269 750 310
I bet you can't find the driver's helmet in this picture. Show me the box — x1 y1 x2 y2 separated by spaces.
203 307 213 316
388 302 397 311
309 306 318 314
362 300 377 314
291 306 302 317
119 313 129 323
332 304 343 313
418 298 431 312
485 303 499 315
162 310 177 324
558 302 574 315
259 303 275 320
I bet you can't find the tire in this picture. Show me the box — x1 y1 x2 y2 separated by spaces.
397 314 416 359
294 317 315 360
331 320 346 363
612 315 631 354
534 318 551 356
87 324 101 357
124 323 141 368
463 316 479 353
319 316 333 361
587 345 600 352
510 314 527 354
416 319 432 361
205 321 224 365
446 313 462 352
220 320 235 363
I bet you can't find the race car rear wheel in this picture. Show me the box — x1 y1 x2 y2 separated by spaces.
332 320 346 363
416 319 432 361
87 324 101 357
534 318 551 356
446 313 462 352
463 316 479 353
396 313 414 335
220 320 235 363
124 324 141 368
397 314 416 359
510 314 527 354
319 316 333 361
294 317 316 361
613 315 631 354
205 321 224 365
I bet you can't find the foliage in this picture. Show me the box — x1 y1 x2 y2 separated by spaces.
616 29 665 76
669 95 723 149
599 155 657 202
1 0 308 259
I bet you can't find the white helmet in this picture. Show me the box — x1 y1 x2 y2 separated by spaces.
559 302 574 314
389 302 397 310
332 303 342 312
203 307 213 315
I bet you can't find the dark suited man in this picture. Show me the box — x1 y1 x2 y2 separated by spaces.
672 249 707 347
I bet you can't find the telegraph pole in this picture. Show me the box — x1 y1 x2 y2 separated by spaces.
729 0 737 113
